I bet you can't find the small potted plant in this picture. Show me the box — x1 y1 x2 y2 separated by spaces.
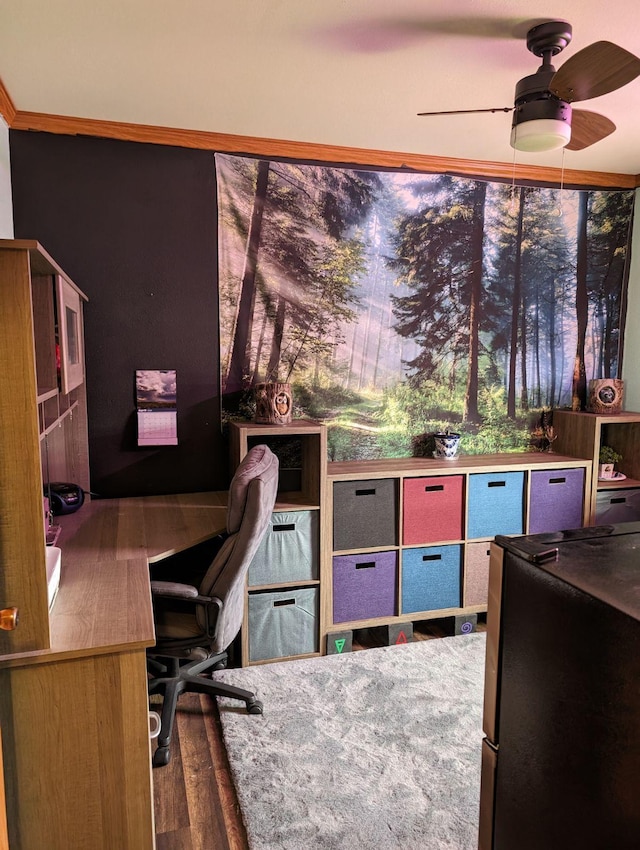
598 445 622 479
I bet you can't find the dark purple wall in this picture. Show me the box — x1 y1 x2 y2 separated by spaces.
10 130 228 497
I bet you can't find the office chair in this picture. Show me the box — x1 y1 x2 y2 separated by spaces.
147 443 279 767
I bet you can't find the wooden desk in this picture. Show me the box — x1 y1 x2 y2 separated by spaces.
0 492 227 850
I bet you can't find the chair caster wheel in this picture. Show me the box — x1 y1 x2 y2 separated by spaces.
153 746 171 767
247 699 263 715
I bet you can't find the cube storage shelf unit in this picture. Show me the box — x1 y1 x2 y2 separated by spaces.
228 420 327 666
324 453 591 646
230 418 592 663
553 409 640 525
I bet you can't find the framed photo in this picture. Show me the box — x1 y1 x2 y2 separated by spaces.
56 275 85 394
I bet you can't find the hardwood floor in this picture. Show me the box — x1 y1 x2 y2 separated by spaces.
152 617 486 848
153 693 248 850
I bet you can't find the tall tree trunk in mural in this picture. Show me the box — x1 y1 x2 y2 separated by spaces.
533 280 541 407
520 291 529 411
572 192 589 410
266 293 286 381
226 159 270 392
463 181 487 424
507 187 526 419
251 309 269 383
548 276 557 407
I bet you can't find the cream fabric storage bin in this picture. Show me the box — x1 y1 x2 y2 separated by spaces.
248 510 319 586
248 587 319 662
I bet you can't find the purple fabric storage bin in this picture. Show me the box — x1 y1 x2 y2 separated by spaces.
529 468 585 533
332 550 397 624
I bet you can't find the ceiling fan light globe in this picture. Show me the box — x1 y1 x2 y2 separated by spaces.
510 118 572 151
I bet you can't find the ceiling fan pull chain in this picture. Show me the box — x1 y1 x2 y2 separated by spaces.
559 148 566 217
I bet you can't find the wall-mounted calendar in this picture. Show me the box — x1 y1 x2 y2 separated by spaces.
136 369 178 446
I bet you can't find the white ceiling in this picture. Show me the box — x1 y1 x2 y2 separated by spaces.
1 0 640 175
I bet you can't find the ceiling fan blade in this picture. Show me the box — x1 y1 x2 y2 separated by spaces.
417 107 512 116
566 109 616 151
551 41 640 102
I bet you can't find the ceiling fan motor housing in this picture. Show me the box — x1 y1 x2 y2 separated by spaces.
511 67 572 151
511 94 572 130
512 70 572 128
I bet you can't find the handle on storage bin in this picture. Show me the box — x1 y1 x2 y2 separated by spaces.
422 554 442 561
355 561 376 569
273 523 296 532
549 477 566 484
488 481 506 487
273 598 296 607
425 485 444 492
611 497 627 504
355 488 376 496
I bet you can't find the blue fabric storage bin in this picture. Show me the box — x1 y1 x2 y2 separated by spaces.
467 471 525 539
248 587 318 662
401 545 462 613
248 510 318 586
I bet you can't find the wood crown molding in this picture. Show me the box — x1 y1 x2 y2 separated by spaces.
5 106 640 190
0 78 17 126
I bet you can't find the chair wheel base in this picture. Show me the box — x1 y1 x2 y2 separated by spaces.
153 746 171 767
247 699 263 715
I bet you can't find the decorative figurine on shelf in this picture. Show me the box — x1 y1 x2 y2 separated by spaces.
598 445 622 480
587 379 624 414
531 409 558 453
254 381 293 425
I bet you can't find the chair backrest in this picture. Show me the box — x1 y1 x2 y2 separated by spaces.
199 443 279 652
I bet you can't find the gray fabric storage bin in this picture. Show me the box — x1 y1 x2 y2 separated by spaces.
248 587 319 662
595 488 640 523
333 478 398 551
248 510 319 586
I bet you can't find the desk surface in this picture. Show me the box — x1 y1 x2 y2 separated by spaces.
0 492 227 669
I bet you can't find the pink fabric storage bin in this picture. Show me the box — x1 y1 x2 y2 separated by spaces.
464 541 491 607
402 475 464 545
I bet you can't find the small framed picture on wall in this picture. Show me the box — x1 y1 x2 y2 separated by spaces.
56 275 86 394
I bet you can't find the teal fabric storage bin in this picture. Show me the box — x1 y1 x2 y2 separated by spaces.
248 587 319 662
401 545 462 613
248 510 318 586
467 471 525 539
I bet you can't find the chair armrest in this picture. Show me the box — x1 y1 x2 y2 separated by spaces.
150 581 221 609
150 580 199 599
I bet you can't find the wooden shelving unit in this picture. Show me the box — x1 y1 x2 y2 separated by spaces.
323 452 592 647
230 420 592 663
0 239 155 850
229 419 327 665
0 239 89 655
553 409 640 522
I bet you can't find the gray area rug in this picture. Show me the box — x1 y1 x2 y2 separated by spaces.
215 632 486 849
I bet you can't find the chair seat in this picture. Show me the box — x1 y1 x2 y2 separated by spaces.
154 609 203 641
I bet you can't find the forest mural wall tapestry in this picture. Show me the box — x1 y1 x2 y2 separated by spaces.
216 153 634 461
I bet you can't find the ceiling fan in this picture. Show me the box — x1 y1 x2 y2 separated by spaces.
418 21 640 152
